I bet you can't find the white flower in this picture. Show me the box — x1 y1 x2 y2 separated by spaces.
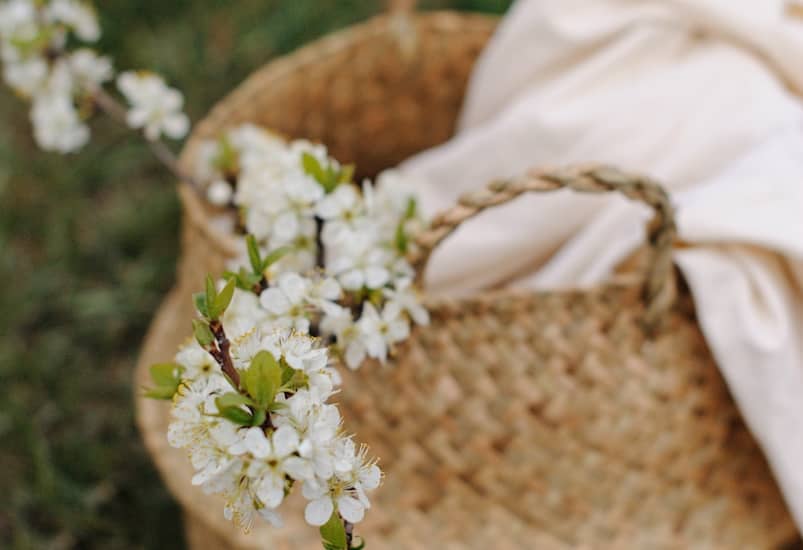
261 329 328 374
228 425 303 510
2 56 47 96
0 0 37 38
302 437 381 526
45 0 100 42
260 272 313 332
167 375 230 449
306 276 341 309
327 235 391 291
358 302 410 363
30 92 89 153
369 169 418 218
207 179 233 206
316 184 366 245
332 438 381 510
275 393 341 480
384 277 429 326
320 302 367 370
116 71 189 140
221 288 266 341
264 173 322 246
175 342 218 380
67 48 112 91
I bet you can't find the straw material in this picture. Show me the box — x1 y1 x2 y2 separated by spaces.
135 10 797 550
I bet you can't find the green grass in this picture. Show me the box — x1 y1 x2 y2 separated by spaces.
0 1 510 548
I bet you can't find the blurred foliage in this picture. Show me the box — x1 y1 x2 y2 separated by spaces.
0 0 510 548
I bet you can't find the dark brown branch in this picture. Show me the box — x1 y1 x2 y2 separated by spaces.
208 319 240 389
344 520 354 548
251 276 268 296
314 216 325 269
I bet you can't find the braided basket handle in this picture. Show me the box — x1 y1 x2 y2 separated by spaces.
409 166 678 329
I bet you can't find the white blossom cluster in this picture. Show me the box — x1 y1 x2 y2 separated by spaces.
168 327 381 532
161 129 431 535
0 0 107 151
195 125 430 370
0 0 188 152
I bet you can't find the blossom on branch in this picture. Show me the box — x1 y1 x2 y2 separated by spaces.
116 71 190 141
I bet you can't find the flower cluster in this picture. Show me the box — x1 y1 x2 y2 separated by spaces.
0 0 188 152
195 125 429 369
166 326 380 533
1 0 107 151
148 131 431 544
149 264 385 547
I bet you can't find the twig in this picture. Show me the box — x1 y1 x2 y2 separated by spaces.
92 86 205 197
208 319 240 389
344 520 354 548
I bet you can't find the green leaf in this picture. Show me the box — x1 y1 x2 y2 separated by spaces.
215 393 254 426
150 363 182 387
301 152 326 183
213 136 238 174
217 406 254 426
404 197 417 219
193 292 210 318
250 408 267 427
143 385 179 400
262 246 289 269
281 368 309 393
319 511 347 550
144 363 183 401
192 319 215 347
394 222 408 253
280 362 296 386
338 164 355 184
246 235 262 274
322 167 341 193
205 276 217 318
224 269 262 292
216 392 254 409
214 278 236 318
268 401 288 413
243 350 282 408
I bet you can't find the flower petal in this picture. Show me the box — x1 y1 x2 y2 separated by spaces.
243 427 271 458
272 425 299 458
260 288 290 314
337 495 365 524
360 464 382 490
305 497 334 526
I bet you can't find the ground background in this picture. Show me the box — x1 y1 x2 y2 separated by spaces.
0 1 511 548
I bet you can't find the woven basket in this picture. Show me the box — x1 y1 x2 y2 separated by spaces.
134 8 798 550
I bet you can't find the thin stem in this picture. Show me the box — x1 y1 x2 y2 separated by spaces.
208 319 240 389
344 520 354 548
314 216 325 269
92 86 204 196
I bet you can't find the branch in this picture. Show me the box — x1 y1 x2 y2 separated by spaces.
92 86 205 197
208 319 240 389
344 520 354 548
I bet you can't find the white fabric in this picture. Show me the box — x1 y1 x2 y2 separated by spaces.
401 0 803 530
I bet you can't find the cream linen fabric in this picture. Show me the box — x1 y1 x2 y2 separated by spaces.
400 0 803 530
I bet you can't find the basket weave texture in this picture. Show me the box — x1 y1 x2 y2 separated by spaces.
135 11 797 550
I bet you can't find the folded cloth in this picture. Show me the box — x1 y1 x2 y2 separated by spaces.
401 0 803 531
